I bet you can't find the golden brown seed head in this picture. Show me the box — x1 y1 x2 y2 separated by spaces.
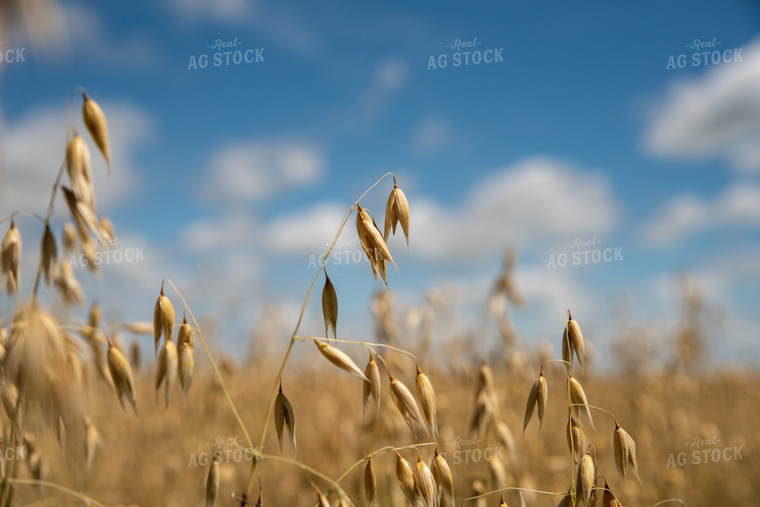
206 454 220 507
432 448 454 501
569 375 595 430
395 451 416 505
1 221 21 296
106 341 136 413
576 451 596 506
155 340 178 408
62 223 77 254
613 420 640 483
153 283 175 357
523 370 548 432
567 416 586 464
384 176 410 247
389 372 427 437
66 133 94 209
82 92 111 171
363 352 381 420
414 453 436 507
274 384 296 457
364 458 376 507
314 339 368 381
499 493 509 507
321 271 338 340
41 224 58 288
416 364 438 438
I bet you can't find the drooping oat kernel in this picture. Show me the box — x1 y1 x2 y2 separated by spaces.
81 91 111 171
321 271 338 340
275 383 296 457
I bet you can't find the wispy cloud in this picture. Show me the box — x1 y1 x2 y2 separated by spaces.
643 37 760 172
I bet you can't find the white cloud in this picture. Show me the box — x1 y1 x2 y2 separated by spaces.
643 37 760 172
167 0 253 23
0 101 151 218
203 140 325 204
264 156 620 263
640 182 760 248
63 3 164 68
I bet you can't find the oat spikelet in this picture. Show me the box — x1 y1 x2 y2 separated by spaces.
613 420 641 484
432 448 454 502
311 482 331 507
557 493 574 507
356 204 397 285
321 271 338 340
66 132 94 209
83 415 101 470
499 494 508 507
54 259 84 306
416 363 438 438
563 310 585 368
363 351 381 420
389 371 427 437
568 374 595 430
575 450 596 506
395 451 416 505
62 222 77 255
1 221 21 296
153 282 175 357
1 381 19 425
523 369 548 432
206 453 220 507
41 224 58 288
177 314 195 406
364 458 376 507
82 91 111 172
314 339 368 381
384 175 410 246
274 384 296 457
415 453 436 507
61 186 103 243
106 339 136 413
567 416 586 464
602 480 624 507
155 339 177 408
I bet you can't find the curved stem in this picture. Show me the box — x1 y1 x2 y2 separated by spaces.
651 500 685 507
9 478 105 506
260 454 353 505
243 172 395 500
163 279 253 453
334 443 436 485
295 335 418 362
462 486 564 504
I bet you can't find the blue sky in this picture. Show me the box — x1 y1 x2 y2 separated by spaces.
1 0 759 369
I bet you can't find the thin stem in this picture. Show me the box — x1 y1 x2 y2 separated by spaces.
243 172 395 500
8 478 105 506
651 500 685 507
571 403 617 421
295 335 418 361
462 486 564 504
334 443 436 485
259 454 353 505
163 279 253 453
0 211 47 225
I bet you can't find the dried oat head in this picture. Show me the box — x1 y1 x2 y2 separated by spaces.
566 415 585 464
363 351 381 420
364 458 376 507
311 482 331 507
274 383 296 457
155 339 178 408
568 374 595 430
177 315 195 407
389 370 427 438
499 494 508 507
1 221 21 296
106 337 137 414
83 415 102 470
66 132 94 209
395 451 416 505
62 222 77 255
384 175 410 247
416 363 438 438
206 453 220 507
414 452 436 507
557 493 573 507
562 309 585 370
602 479 624 507
575 449 596 506
432 448 454 502
356 203 397 285
54 259 84 306
41 224 58 288
613 420 641 484
314 339 368 381
81 91 111 172
153 282 175 357
321 271 338 340
523 369 548 432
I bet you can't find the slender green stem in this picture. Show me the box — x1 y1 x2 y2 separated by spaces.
9 478 105 506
